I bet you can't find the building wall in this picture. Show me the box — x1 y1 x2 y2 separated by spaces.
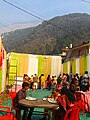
70 46 89 58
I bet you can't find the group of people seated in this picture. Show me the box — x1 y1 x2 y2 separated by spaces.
14 81 76 120
13 70 90 120
45 70 90 120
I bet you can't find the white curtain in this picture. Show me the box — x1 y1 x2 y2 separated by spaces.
28 54 38 77
51 56 62 77
76 58 79 75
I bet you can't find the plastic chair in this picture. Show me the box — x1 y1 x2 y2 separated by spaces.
9 91 21 120
0 105 16 120
74 91 85 102
64 105 80 120
58 96 67 111
74 91 86 114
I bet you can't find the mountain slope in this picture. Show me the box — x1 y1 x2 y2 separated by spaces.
0 21 40 35
2 13 90 55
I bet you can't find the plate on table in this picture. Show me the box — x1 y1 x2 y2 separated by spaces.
26 97 37 101
48 99 57 104
43 98 47 101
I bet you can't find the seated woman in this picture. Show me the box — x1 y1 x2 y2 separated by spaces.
42 88 60 120
47 87 60 101
70 82 76 94
61 87 76 109
54 86 76 120
74 80 80 91
56 79 62 94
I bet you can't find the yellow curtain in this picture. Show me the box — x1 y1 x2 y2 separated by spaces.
38 55 45 77
44 56 51 79
63 62 67 73
83 55 87 74
72 59 76 75
9 53 18 85
19 54 29 76
79 57 83 76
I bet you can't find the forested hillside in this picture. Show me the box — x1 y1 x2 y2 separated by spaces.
2 13 90 55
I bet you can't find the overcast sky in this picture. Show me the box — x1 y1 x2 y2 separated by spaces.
0 0 90 28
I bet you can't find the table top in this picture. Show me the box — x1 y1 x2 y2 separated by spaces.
19 98 59 109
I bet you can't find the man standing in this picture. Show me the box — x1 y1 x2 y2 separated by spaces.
81 71 89 91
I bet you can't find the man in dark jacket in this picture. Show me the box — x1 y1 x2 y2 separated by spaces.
15 82 34 120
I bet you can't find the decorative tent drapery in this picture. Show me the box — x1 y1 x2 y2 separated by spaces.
7 52 62 86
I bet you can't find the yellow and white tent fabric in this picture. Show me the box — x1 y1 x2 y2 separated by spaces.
63 55 89 77
0 36 7 92
8 52 62 85
28 55 38 77
51 56 62 77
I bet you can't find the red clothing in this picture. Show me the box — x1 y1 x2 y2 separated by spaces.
56 83 62 93
47 79 51 87
72 77 77 83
